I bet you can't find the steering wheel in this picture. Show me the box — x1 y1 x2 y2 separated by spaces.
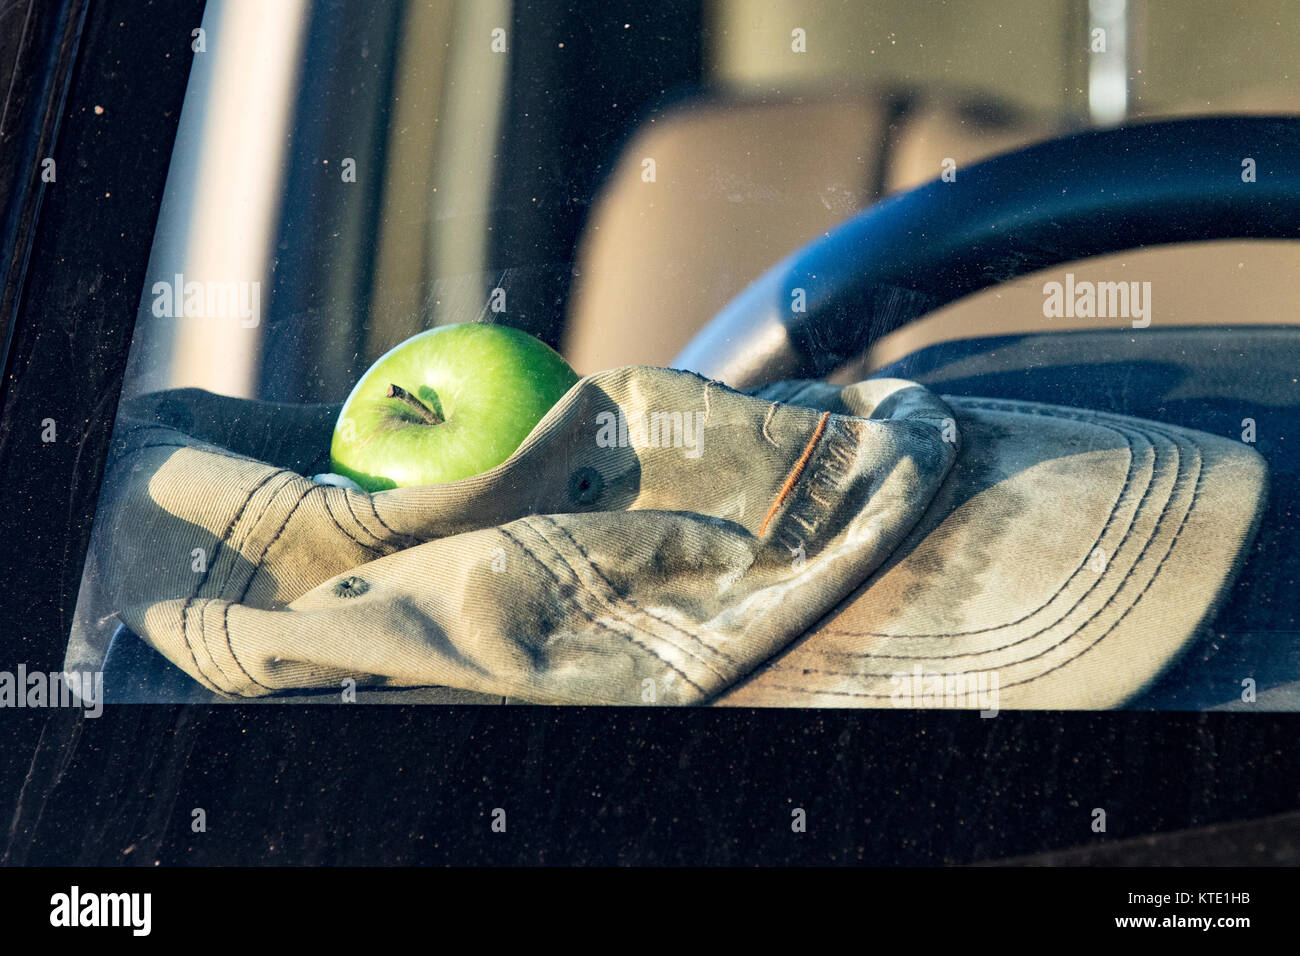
672 116 1300 389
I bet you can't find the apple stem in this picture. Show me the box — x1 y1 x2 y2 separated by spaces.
386 384 443 425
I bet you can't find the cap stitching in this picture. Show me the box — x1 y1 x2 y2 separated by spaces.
319 488 388 557
363 497 426 548
234 482 319 604
751 440 1204 699
519 516 729 686
774 422 1179 663
169 467 289 692
337 491 388 547
218 600 272 693
177 599 224 694
754 429 1204 696
496 524 706 697
816 405 1147 639
533 513 741 668
195 596 241 690
1003 430 1206 691
213 471 301 598
761 402 782 448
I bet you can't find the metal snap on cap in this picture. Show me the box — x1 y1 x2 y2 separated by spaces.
567 467 604 505
333 575 369 598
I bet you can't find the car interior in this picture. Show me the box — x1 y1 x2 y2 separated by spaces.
51 0 1300 709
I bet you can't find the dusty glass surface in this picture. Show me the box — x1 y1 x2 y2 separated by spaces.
67 0 1300 711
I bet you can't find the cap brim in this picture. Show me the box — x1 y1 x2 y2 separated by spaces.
714 396 1268 709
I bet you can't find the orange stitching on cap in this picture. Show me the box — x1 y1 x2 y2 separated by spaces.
759 411 831 537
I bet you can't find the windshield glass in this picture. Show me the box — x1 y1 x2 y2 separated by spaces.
66 0 1300 712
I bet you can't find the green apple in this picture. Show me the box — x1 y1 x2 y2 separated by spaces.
330 323 579 491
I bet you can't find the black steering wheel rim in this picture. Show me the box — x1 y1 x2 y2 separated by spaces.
671 116 1300 390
